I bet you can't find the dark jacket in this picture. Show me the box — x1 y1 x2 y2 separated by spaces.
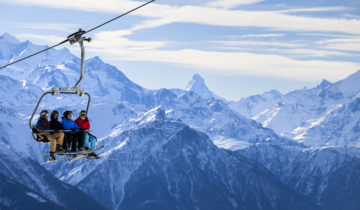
36 117 50 131
50 116 64 130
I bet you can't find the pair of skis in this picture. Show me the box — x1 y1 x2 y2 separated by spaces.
41 145 111 164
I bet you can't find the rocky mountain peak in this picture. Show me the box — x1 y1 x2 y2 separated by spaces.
0 33 20 44
319 79 332 88
186 73 214 99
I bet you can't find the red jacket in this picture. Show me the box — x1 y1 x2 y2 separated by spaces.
75 117 90 130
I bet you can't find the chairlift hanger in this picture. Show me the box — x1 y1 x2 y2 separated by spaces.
6 0 156 142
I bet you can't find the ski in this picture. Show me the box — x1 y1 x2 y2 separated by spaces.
41 145 105 164
38 148 102 156
87 156 118 160
42 156 73 164
68 145 105 163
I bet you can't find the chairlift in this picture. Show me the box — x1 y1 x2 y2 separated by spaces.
0 0 155 142
29 30 91 142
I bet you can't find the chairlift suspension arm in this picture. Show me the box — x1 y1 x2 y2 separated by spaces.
74 39 85 88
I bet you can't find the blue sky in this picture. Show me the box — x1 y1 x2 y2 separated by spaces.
0 0 359 100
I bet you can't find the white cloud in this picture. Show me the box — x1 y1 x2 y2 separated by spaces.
232 33 285 38
117 49 359 81
300 33 357 38
86 31 360 82
207 0 264 9
2 22 76 32
4 0 359 83
317 37 360 52
211 40 302 48
15 33 65 44
278 7 352 13
91 30 168 51
167 7 360 35
130 18 176 32
2 0 360 35
279 48 351 58
0 0 144 13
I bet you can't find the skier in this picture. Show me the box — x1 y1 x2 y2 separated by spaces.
75 110 100 158
36 110 65 161
61 110 84 152
50 110 67 150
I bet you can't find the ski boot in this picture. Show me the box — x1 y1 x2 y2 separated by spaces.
48 152 56 161
87 153 100 159
55 144 65 154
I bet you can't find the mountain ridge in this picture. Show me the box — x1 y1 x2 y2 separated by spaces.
0 33 359 210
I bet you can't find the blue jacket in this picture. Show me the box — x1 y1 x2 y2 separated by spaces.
61 117 80 130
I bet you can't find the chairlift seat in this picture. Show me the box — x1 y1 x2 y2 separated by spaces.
31 126 50 143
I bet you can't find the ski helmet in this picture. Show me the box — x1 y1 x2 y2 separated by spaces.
51 110 59 118
79 110 87 116
63 110 72 118
40 110 48 118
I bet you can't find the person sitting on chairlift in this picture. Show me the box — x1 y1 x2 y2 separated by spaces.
61 110 85 153
36 110 65 161
75 110 100 158
50 110 67 150
75 110 99 159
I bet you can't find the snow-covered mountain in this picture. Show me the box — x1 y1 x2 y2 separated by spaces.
0 33 77 82
1 33 359 210
186 73 222 100
230 70 360 147
239 143 360 210
229 89 283 118
47 115 320 210
0 141 106 209
292 94 360 147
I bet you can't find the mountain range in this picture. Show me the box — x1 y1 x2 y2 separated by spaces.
0 33 360 209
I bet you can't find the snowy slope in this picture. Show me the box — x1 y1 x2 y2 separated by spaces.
230 70 360 147
0 141 106 209
292 94 360 147
229 89 283 118
0 171 64 210
240 143 360 210
0 33 77 82
47 114 320 210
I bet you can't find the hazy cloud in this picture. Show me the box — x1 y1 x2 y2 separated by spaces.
207 0 264 9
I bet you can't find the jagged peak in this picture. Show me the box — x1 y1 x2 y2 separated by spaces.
319 79 332 88
137 106 166 125
186 73 215 99
0 33 20 44
87 56 102 63
186 73 207 90
263 89 282 97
